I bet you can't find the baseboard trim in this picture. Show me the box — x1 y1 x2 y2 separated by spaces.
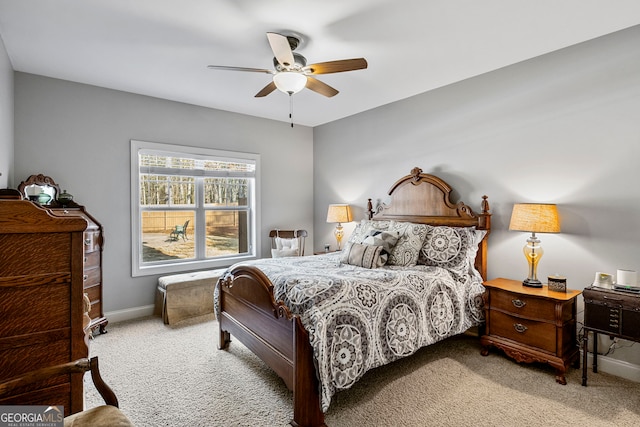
582 350 640 383
104 305 155 324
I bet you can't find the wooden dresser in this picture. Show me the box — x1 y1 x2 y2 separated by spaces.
0 200 89 415
480 277 582 384
51 205 107 334
16 174 107 335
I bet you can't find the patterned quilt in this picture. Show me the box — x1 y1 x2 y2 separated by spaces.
225 252 486 412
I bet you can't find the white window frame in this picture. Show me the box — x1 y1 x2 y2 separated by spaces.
131 140 260 277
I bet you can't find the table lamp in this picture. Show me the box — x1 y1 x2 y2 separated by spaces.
326 204 353 250
508 203 560 287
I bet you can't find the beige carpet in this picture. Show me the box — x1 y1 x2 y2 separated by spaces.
85 315 640 426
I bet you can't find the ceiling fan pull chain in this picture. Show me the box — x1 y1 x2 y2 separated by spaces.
289 93 294 127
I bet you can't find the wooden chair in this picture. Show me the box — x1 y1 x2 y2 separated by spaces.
169 219 190 241
0 357 134 427
269 229 307 257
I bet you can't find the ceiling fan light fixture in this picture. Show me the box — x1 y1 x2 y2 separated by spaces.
273 72 307 94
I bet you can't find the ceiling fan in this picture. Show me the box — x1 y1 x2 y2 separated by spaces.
207 32 368 98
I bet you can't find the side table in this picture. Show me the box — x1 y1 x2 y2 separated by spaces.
480 278 582 384
582 286 640 386
313 250 340 255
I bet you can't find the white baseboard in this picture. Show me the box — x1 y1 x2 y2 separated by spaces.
104 304 155 324
582 350 640 383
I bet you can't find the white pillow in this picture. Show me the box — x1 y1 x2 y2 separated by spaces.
272 237 300 257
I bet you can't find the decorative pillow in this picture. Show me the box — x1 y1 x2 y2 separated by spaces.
347 219 392 245
419 226 486 275
362 230 400 252
341 242 386 268
386 221 429 267
362 230 400 265
272 237 300 257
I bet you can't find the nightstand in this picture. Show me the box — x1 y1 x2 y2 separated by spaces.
582 286 640 386
480 278 582 384
313 250 340 255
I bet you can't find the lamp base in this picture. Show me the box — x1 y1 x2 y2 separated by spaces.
522 278 543 288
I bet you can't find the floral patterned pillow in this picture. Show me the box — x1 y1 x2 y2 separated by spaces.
386 221 429 267
419 226 486 275
347 219 391 245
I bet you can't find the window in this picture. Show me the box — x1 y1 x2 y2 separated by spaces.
131 140 260 276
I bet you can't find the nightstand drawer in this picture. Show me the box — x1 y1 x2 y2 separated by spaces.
489 310 557 353
491 290 556 321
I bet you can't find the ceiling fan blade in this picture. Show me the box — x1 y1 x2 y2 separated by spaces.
207 65 274 74
305 77 339 97
255 81 277 98
304 58 368 75
266 32 295 69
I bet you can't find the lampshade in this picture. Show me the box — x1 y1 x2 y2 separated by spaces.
326 204 353 224
509 203 560 233
273 72 307 94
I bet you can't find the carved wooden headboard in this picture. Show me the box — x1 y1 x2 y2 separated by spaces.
367 167 491 279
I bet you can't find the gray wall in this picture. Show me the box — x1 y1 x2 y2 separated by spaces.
13 73 314 318
0 33 12 188
314 26 640 371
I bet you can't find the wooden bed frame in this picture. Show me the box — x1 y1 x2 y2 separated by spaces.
216 167 491 427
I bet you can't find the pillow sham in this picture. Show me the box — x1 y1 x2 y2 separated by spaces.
386 221 429 267
419 226 486 275
347 219 392 246
341 242 386 268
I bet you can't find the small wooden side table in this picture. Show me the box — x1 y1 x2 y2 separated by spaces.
480 278 582 384
313 250 340 255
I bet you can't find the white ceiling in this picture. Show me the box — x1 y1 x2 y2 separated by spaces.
1 1 640 127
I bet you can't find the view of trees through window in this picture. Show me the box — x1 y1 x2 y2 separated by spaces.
138 153 253 264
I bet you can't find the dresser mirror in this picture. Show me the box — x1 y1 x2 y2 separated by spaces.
17 174 61 205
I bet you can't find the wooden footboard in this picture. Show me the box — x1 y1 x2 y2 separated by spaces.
217 265 326 427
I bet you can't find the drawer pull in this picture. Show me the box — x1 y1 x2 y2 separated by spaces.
513 323 528 333
83 275 88 281
513 323 529 334
511 299 526 309
85 238 91 245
